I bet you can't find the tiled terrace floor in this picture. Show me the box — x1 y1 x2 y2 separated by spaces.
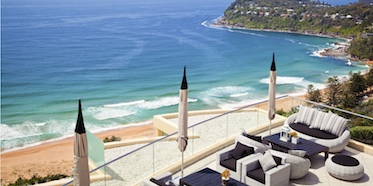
174 127 373 186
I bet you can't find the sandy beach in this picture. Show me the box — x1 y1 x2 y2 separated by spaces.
0 95 303 185
0 124 157 185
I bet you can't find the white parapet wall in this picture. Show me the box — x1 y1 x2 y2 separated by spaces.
153 108 286 136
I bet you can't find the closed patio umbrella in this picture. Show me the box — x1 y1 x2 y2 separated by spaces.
268 53 277 135
73 100 90 186
177 66 188 178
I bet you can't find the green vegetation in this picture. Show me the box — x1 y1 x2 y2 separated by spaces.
306 84 322 103
7 174 69 186
103 135 121 143
306 69 373 144
350 126 373 145
276 107 298 117
349 34 373 60
221 0 373 60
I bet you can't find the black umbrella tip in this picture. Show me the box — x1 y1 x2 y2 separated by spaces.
181 66 188 90
75 99 86 134
271 53 276 71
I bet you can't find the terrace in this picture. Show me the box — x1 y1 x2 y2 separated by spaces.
56 95 373 186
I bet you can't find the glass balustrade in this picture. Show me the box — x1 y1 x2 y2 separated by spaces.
63 95 373 186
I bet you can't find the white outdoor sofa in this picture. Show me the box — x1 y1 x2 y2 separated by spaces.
284 105 350 153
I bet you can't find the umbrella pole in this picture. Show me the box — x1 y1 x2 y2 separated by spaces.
181 151 184 178
269 120 272 135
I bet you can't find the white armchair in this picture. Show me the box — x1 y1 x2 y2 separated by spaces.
216 135 260 181
269 149 311 179
241 153 291 186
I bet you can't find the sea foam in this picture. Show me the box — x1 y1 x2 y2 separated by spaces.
199 86 253 106
260 76 325 90
311 49 327 57
89 97 198 120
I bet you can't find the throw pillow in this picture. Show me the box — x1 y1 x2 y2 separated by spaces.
295 105 316 125
310 111 327 129
330 115 348 136
320 111 333 131
231 142 254 160
259 151 277 172
237 134 270 154
288 150 307 158
324 111 339 133
243 133 262 143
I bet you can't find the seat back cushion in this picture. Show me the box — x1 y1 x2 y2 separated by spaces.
243 133 262 143
231 142 255 160
273 155 283 165
295 105 316 126
237 134 269 153
329 114 348 136
320 111 333 131
259 151 277 172
310 111 327 129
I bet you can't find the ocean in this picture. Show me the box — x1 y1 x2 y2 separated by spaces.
1 0 368 152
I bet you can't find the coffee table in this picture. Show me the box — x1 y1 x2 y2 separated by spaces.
263 133 329 160
180 168 246 186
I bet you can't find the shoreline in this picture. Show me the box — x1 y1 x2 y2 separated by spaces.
212 17 373 65
212 17 350 41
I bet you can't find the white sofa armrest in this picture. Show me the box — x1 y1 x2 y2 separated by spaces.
284 112 298 127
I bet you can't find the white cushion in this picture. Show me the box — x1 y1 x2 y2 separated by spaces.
324 111 340 133
288 150 307 158
310 111 327 129
295 105 316 125
330 115 348 136
320 111 333 131
259 151 277 172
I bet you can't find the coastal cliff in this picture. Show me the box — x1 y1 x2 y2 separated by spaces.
218 0 373 61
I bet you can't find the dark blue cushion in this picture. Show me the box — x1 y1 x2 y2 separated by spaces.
231 142 255 160
273 155 282 165
332 155 359 166
247 167 265 184
150 178 167 186
243 133 263 143
290 123 337 139
220 158 237 171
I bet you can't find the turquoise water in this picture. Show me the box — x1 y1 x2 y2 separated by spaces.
1 0 368 151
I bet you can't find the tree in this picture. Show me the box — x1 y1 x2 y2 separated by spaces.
326 76 342 106
340 84 359 109
365 68 373 90
349 72 366 96
307 84 322 102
